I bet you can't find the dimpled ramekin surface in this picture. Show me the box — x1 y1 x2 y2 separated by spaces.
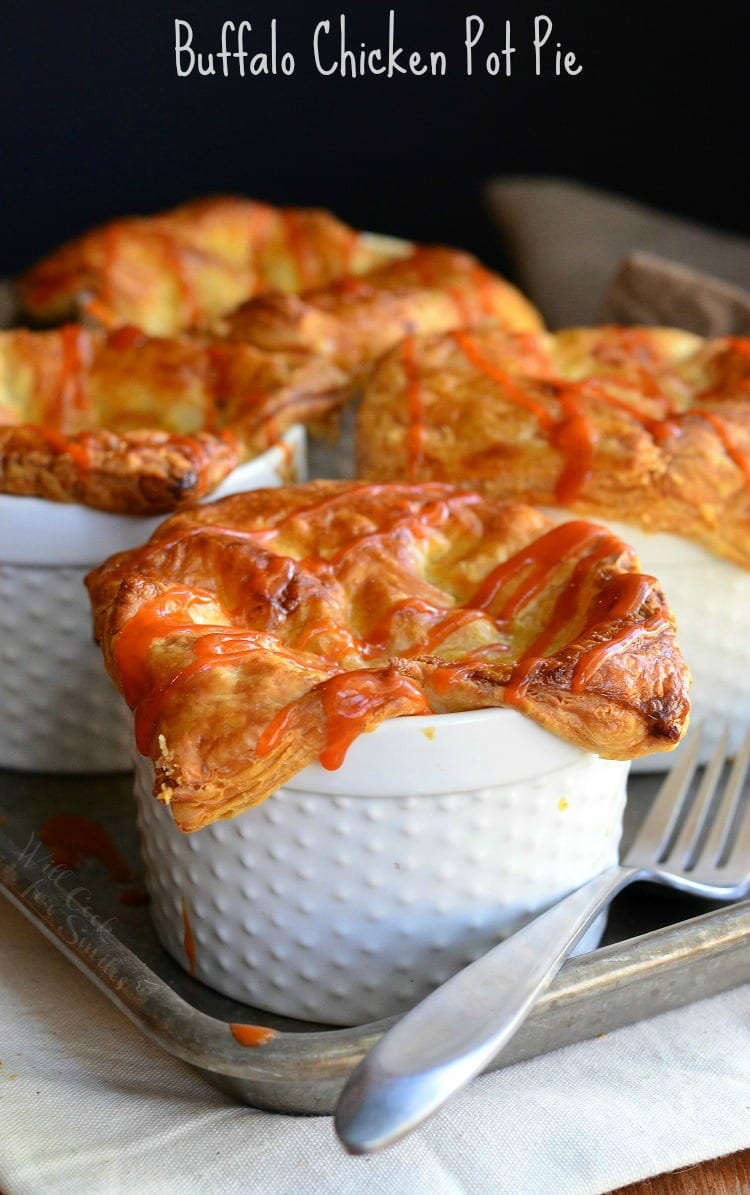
134 742 628 1025
0 564 133 771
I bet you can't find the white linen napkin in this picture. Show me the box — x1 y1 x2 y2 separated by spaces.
1 898 749 1195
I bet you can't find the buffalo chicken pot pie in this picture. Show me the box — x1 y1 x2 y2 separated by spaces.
356 326 750 569
1 249 541 514
0 324 341 513
86 481 690 832
16 195 410 336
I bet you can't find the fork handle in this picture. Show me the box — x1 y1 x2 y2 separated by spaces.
335 863 637 1155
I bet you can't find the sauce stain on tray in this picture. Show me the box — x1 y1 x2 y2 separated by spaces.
230 1023 278 1047
38 814 131 882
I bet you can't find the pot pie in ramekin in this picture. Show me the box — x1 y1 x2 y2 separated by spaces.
357 325 750 761
86 480 690 828
86 481 689 1020
16 195 409 335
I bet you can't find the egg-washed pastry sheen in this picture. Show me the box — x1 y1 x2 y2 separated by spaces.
0 250 541 513
357 326 750 569
86 481 690 832
16 195 409 336
218 246 542 383
0 324 344 513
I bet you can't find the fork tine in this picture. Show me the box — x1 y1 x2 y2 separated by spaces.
627 724 703 864
666 725 730 869
701 725 750 867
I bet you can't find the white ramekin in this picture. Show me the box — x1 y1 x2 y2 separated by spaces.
0 425 306 772
544 509 748 769
134 708 629 1025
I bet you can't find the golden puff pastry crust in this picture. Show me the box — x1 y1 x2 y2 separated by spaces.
17 196 407 336
357 326 750 569
218 246 543 384
0 325 344 513
86 480 690 831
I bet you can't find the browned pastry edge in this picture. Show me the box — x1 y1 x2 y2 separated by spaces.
0 426 240 515
86 481 690 831
0 325 348 512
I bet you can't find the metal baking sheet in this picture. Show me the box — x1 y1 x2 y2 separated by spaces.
2 274 750 1111
1 768 749 1115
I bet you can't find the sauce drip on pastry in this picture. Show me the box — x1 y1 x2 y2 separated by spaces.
358 326 750 568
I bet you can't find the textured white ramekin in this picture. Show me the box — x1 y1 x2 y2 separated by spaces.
544 510 747 768
0 425 306 772
134 709 629 1025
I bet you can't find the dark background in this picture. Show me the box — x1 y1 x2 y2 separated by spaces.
1 0 747 276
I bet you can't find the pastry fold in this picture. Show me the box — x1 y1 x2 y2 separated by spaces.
87 481 690 831
357 326 750 568
219 246 542 382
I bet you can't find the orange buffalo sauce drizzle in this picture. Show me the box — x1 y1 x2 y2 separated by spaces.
282 209 316 290
426 523 657 708
118 496 654 771
44 325 90 433
230 1023 278 1047
504 570 660 706
693 409 750 489
38 814 132 882
257 670 431 771
470 521 603 619
114 597 308 754
181 898 196 976
448 331 750 499
472 265 502 319
33 426 91 475
80 223 125 326
246 203 277 292
549 385 597 504
402 337 426 479
157 231 198 325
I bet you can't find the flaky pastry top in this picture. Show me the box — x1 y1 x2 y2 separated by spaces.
0 324 342 512
17 196 407 335
2 249 542 512
356 326 750 568
87 481 690 831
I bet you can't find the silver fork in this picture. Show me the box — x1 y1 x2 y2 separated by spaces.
335 724 750 1155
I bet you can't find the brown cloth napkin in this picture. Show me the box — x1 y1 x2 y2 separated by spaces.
602 252 750 337
485 176 750 330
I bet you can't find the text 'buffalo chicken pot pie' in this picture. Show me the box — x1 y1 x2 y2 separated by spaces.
357 325 750 761
86 480 689 1021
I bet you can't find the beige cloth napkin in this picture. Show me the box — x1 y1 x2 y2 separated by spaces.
485 176 750 328
2 897 750 1195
